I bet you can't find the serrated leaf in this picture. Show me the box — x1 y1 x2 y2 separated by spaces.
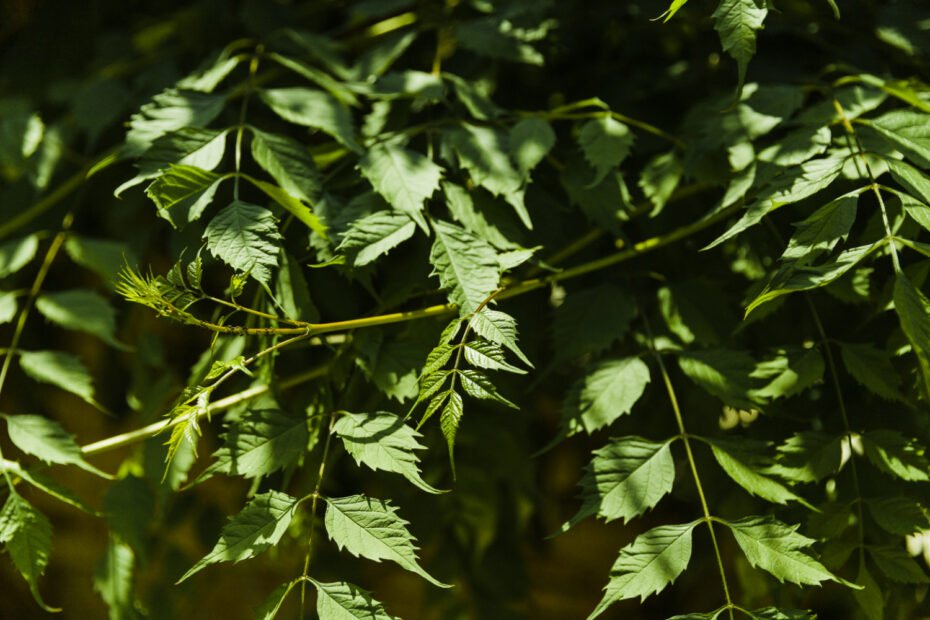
94 540 138 620
429 219 500 314
861 429 930 481
578 116 634 187
469 309 531 366
774 432 844 483
255 581 294 620
458 369 516 408
337 210 416 267
867 110 930 167
509 117 555 177
708 438 810 507
259 87 360 152
562 357 650 436
726 516 842 586
357 328 435 403
310 579 399 620
712 0 768 89
781 194 858 262
124 89 224 157
145 164 223 218
867 497 930 536
118 127 227 196
562 437 675 532
250 128 322 205
103 475 154 553
18 350 96 405
853 562 883 620
64 236 137 288
323 494 450 588
245 176 327 237
358 144 442 231
678 349 756 409
0 493 57 612
869 545 930 584
553 285 637 364
639 152 683 215
334 411 443 494
5 462 95 514
750 348 825 401
0 234 38 278
840 343 903 401
893 272 930 400
36 289 122 347
588 521 697 618
204 201 282 286
448 125 531 228
887 158 930 206
3 414 104 477
177 491 298 583
200 409 308 482
758 125 831 167
442 181 521 249
463 339 525 374
439 390 464 471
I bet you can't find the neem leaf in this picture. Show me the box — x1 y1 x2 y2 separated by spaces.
204 201 282 286
588 521 698 618
323 494 451 588
562 357 651 436
562 437 675 532
177 491 298 583
334 411 443 494
358 143 443 231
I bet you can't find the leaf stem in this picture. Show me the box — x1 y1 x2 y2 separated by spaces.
299 412 337 617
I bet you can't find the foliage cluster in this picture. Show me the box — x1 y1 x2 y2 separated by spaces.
2 0 930 618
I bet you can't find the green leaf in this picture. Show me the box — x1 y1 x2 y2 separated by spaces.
94 540 139 620
357 327 436 402
562 437 675 532
869 545 930 584
64 236 137 288
0 234 38 278
429 219 500 314
144 164 224 223
747 242 882 315
853 563 884 620
707 438 810 507
840 343 903 401
0 290 16 323
310 579 399 620
758 125 831 167
177 491 298 583
250 128 322 205
454 18 545 66
259 87 360 152
255 581 294 620
588 521 698 618
726 516 844 586
439 390 464 471
866 110 930 167
323 494 450 588
204 201 282 286
578 116 634 187
337 210 416 267
35 289 122 347
442 181 521 250
712 0 768 89
678 349 756 409
3 413 104 477
553 284 637 364
200 409 308 481
468 309 532 367
103 476 155 552
358 143 443 231
18 350 97 405
458 369 516 408
124 89 224 157
781 194 858 262
774 432 843 483
334 411 443 494
639 152 683 215
118 127 227 196
463 339 526 374
861 429 930 482
894 271 930 400
750 348 825 401
6 462 95 513
887 158 930 207
244 176 327 237
0 493 57 612
447 125 531 228
866 497 930 536
509 117 556 177
562 357 651 436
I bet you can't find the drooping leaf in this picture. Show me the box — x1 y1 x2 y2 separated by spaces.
553 284 637 364
707 438 810 507
588 521 698 619
35 289 122 347
0 234 38 278
726 516 843 586
577 116 634 187
439 390 464 471
887 158 930 207
853 562 884 620
868 545 930 584
0 493 57 612
562 357 651 436
458 369 516 408
250 128 322 205
94 540 139 620
866 110 930 167
337 210 417 267
124 89 225 157
678 349 757 409
861 429 930 482
468 308 532 367
334 411 443 494
429 219 500 314
118 127 227 196
64 236 138 287
145 164 224 222
204 201 282 286
259 87 360 152
323 494 450 588
866 497 930 536
463 339 526 374
3 414 102 476
18 350 97 405
310 579 399 620
177 491 298 583
750 348 825 401
562 437 675 532
781 194 858 262
639 152 683 215
893 272 930 399
774 432 844 483
840 343 904 401
358 143 443 231
509 117 556 178
712 0 768 89
255 581 294 620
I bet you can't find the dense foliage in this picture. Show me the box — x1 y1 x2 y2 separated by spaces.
2 0 930 618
